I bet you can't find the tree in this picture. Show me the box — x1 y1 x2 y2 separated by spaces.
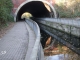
0 0 13 27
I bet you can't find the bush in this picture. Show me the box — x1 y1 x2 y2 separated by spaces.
54 0 80 18
0 0 13 27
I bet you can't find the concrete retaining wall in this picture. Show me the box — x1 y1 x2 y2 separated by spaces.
25 19 44 60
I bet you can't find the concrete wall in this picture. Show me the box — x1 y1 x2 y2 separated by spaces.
25 19 44 60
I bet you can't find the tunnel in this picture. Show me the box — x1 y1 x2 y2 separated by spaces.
14 0 57 21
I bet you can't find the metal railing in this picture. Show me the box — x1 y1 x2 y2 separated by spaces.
25 19 44 60
36 18 80 37
36 18 80 55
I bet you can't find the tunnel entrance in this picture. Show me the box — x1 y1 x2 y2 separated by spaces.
14 0 57 21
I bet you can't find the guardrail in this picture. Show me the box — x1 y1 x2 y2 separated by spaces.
25 19 44 60
36 18 80 37
36 18 80 55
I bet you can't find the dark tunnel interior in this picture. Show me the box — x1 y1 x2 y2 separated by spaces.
16 1 52 21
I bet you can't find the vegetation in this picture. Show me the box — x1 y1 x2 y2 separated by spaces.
0 0 13 28
54 0 80 18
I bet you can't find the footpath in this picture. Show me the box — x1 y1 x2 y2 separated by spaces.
0 21 35 60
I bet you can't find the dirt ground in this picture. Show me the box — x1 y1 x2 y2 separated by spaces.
0 22 15 38
44 42 80 60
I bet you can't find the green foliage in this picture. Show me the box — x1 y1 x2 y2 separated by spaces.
0 0 13 27
54 0 80 18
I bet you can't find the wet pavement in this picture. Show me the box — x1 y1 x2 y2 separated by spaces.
0 22 31 60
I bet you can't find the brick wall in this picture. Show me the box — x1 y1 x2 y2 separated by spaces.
12 0 26 14
12 0 55 14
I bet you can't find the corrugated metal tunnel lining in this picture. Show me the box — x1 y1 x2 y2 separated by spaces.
15 0 57 21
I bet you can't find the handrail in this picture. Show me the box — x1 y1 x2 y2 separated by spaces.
36 18 80 37
37 18 80 55
25 19 44 60
36 18 80 27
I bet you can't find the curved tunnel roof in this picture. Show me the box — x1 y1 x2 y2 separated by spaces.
14 0 57 21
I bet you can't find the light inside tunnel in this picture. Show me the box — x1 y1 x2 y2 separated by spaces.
15 1 57 21
21 12 33 19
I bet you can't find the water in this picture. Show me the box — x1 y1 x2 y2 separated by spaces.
46 54 68 60
44 41 80 60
